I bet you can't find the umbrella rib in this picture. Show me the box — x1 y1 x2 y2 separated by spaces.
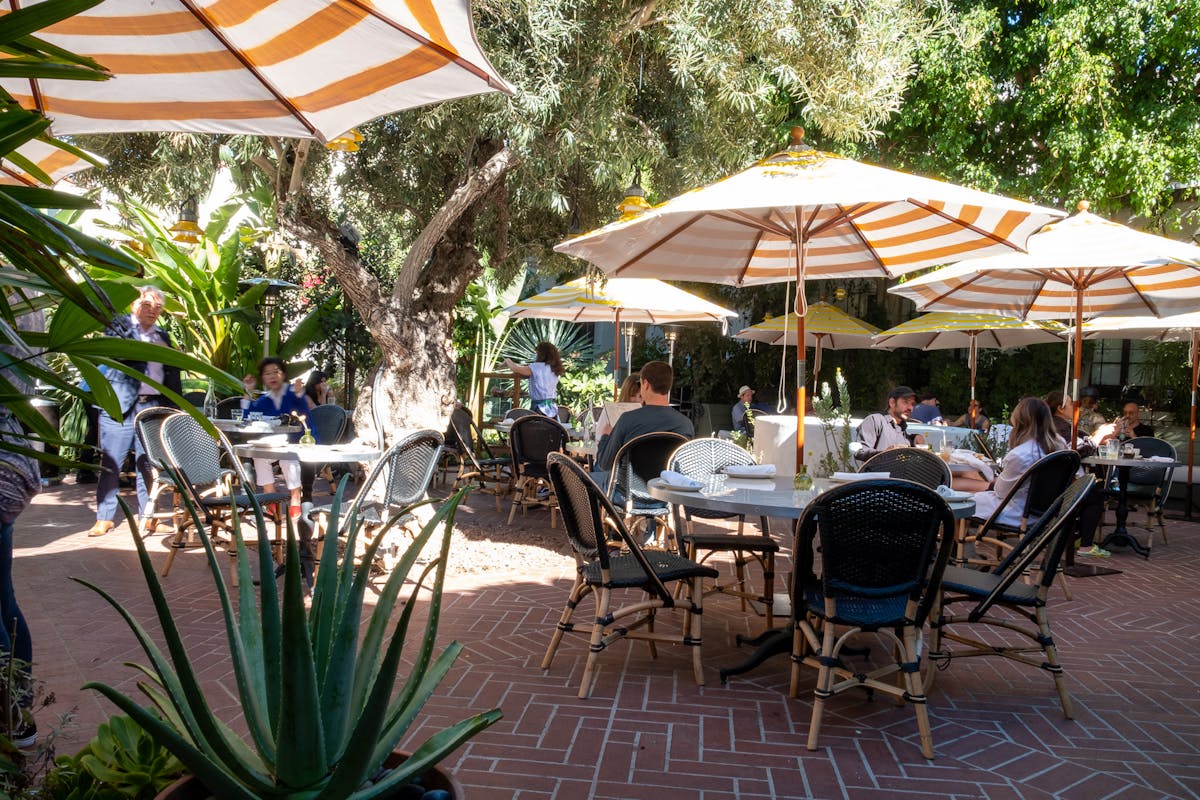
829 203 890 275
806 203 871 237
177 0 320 139
735 228 767 285
0 164 38 188
8 0 49 119
1115 267 1161 315
613 215 704 276
908 198 1026 250
344 0 505 88
714 209 792 238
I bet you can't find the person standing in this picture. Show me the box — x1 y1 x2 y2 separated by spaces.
853 385 924 462
503 342 564 419
89 287 182 537
242 358 311 516
594 360 693 485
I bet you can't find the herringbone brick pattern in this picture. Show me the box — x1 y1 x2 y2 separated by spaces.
14 481 1200 799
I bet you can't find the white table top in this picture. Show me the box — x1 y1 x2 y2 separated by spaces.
494 418 579 438
209 418 302 436
234 442 382 463
1083 455 1179 468
648 474 976 520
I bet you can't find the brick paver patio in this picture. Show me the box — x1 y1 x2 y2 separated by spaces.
12 478 1200 799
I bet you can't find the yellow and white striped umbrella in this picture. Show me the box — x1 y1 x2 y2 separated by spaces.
734 302 880 393
0 0 513 143
890 203 1200 439
1 138 104 186
734 302 881 348
872 312 1065 351
505 277 736 325
555 128 1062 466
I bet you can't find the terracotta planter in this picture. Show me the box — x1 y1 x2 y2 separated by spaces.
153 751 464 799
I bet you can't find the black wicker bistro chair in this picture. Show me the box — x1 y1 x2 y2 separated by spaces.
606 431 689 548
214 396 244 419
789 479 956 760
669 438 779 627
925 474 1094 719
507 415 569 526
1101 436 1175 545
159 413 287 584
441 406 511 505
541 453 719 698
859 447 952 489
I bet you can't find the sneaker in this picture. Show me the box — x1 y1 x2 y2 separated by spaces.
535 487 551 500
1077 545 1111 558
6 708 36 749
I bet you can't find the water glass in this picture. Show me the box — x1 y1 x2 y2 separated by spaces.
1104 440 1119 459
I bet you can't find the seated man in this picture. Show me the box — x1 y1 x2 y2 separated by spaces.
1098 401 1154 444
594 360 693 489
909 388 943 424
853 385 923 463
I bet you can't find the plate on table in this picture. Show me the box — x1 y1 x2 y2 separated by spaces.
663 482 703 493
722 465 776 479
939 490 973 503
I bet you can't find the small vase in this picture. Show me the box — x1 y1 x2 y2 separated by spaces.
299 428 316 447
793 465 813 490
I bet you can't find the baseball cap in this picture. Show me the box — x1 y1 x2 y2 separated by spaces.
888 385 917 401
737 385 753 396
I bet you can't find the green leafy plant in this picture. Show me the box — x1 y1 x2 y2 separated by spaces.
557 358 615 417
812 368 856 478
73 479 501 799
41 715 184 800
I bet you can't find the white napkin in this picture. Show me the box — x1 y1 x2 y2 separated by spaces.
832 471 890 481
725 478 776 491
936 484 971 501
1147 455 1174 463
950 450 994 483
250 434 289 445
659 470 702 489
723 464 776 477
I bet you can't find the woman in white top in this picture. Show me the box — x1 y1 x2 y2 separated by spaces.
504 342 564 419
971 396 1066 528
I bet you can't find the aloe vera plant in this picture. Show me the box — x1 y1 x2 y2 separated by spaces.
75 480 501 799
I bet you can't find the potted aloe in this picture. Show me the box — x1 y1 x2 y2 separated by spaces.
75 480 500 799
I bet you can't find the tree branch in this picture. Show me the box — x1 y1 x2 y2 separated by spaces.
390 143 519 305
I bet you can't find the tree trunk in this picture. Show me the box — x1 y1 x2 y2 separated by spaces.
283 141 517 446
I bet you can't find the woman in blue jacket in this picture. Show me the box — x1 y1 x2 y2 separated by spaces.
242 357 311 514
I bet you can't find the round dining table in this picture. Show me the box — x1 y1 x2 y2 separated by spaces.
647 472 977 682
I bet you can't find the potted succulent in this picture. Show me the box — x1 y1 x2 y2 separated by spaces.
75 481 500 799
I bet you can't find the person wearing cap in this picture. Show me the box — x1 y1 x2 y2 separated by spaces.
853 385 923 462
732 385 756 433
1076 387 1105 435
910 388 944 424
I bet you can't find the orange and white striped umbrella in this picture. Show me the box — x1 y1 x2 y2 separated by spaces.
890 203 1200 439
554 130 1062 286
555 128 1062 467
0 0 513 143
1 138 104 186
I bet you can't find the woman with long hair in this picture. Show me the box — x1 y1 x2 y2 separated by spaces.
617 373 641 404
504 342 564 419
971 397 1067 527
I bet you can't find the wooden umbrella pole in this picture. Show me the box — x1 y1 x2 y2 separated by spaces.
613 308 621 401
1189 328 1198 517
1070 286 1084 444
793 213 807 470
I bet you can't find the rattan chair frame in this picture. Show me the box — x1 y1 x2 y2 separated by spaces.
541 453 719 698
926 474 1094 719
507 415 568 527
132 406 185 539
440 407 511 505
668 438 779 626
859 447 953 489
789 478 956 760
158 413 287 582
606 431 690 548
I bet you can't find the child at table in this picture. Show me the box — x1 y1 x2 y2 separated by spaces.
242 357 311 516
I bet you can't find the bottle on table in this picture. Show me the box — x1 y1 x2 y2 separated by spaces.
202 380 218 419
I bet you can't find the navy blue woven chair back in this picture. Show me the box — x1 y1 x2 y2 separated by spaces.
1124 436 1175 488
510 415 568 477
796 479 954 629
1021 449 1080 520
160 413 228 487
214 397 243 419
859 447 952 489
306 404 347 445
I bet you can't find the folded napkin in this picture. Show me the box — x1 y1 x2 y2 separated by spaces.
832 471 890 481
659 470 702 489
723 464 776 477
950 450 994 483
725 478 776 491
1147 455 1174 463
936 484 972 501
250 434 289 445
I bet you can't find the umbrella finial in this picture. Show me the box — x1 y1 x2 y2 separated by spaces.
1076 199 1090 213
617 175 651 221
789 126 805 147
